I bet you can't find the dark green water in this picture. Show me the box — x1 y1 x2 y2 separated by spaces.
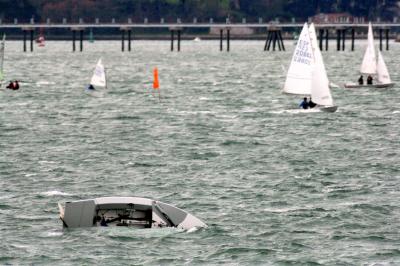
0 40 399 265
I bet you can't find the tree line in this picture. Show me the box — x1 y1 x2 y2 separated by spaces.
0 0 398 23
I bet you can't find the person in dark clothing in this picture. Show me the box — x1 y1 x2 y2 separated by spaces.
309 98 317 108
6 81 13 90
86 84 95 91
14 81 19 90
100 216 108 226
367 75 373 85
299 97 309 109
6 80 19 90
358 75 364 85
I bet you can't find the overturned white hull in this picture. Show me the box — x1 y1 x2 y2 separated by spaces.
58 197 207 230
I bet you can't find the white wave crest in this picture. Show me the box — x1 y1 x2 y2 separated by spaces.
40 190 71 197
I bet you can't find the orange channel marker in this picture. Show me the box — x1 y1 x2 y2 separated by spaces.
153 67 159 90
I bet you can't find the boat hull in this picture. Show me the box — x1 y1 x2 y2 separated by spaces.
344 83 395 89
59 197 207 230
319 106 338 113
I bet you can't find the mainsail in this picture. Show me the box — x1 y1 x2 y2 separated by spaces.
283 23 314 95
360 23 377 75
90 59 106 88
376 51 391 84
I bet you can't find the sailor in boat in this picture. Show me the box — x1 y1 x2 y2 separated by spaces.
308 98 317 109
299 97 309 109
367 75 373 85
86 84 95 91
100 216 108 226
358 75 364 85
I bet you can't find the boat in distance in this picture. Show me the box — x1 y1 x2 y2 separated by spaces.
344 83 395 89
58 196 207 229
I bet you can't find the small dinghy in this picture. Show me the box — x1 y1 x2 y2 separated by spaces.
58 197 207 230
85 58 107 96
283 23 338 113
344 23 394 89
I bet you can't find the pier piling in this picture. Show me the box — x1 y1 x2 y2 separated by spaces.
23 30 27 52
351 28 355 51
379 28 383 51
170 30 174 51
30 30 34 52
341 29 346 51
121 30 125 52
265 28 284 52
278 31 285 51
386 28 389 50
220 29 223 51
319 29 324 51
325 29 329 51
72 30 76 52
79 30 83 52
128 30 132 51
177 30 181 52
227 28 230 52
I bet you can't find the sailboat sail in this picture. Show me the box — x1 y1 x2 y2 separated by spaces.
360 23 377 75
308 23 319 53
90 59 106 88
283 23 314 95
0 34 5 83
311 44 334 107
309 24 334 106
376 51 391 84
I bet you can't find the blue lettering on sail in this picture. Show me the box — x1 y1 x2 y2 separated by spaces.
293 39 312 65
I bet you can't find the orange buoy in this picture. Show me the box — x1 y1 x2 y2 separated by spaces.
153 67 159 89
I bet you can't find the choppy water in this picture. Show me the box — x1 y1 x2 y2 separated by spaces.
0 40 399 265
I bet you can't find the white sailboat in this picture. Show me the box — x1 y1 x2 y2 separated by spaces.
86 58 107 95
283 23 338 112
309 24 338 113
345 23 394 89
0 34 5 88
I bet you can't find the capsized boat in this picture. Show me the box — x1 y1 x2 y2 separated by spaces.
283 23 338 112
344 23 395 89
58 196 207 229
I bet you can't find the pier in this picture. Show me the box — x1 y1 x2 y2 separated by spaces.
0 19 398 52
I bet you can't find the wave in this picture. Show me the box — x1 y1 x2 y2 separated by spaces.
40 190 71 197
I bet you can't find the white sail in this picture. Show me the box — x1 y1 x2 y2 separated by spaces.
311 56 334 106
376 51 391 84
310 31 334 107
360 23 377 75
308 23 319 53
90 59 106 88
283 23 314 95
0 34 5 83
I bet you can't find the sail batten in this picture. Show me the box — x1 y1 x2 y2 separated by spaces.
90 59 106 88
283 23 314 95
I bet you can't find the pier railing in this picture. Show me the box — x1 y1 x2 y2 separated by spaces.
0 21 397 52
